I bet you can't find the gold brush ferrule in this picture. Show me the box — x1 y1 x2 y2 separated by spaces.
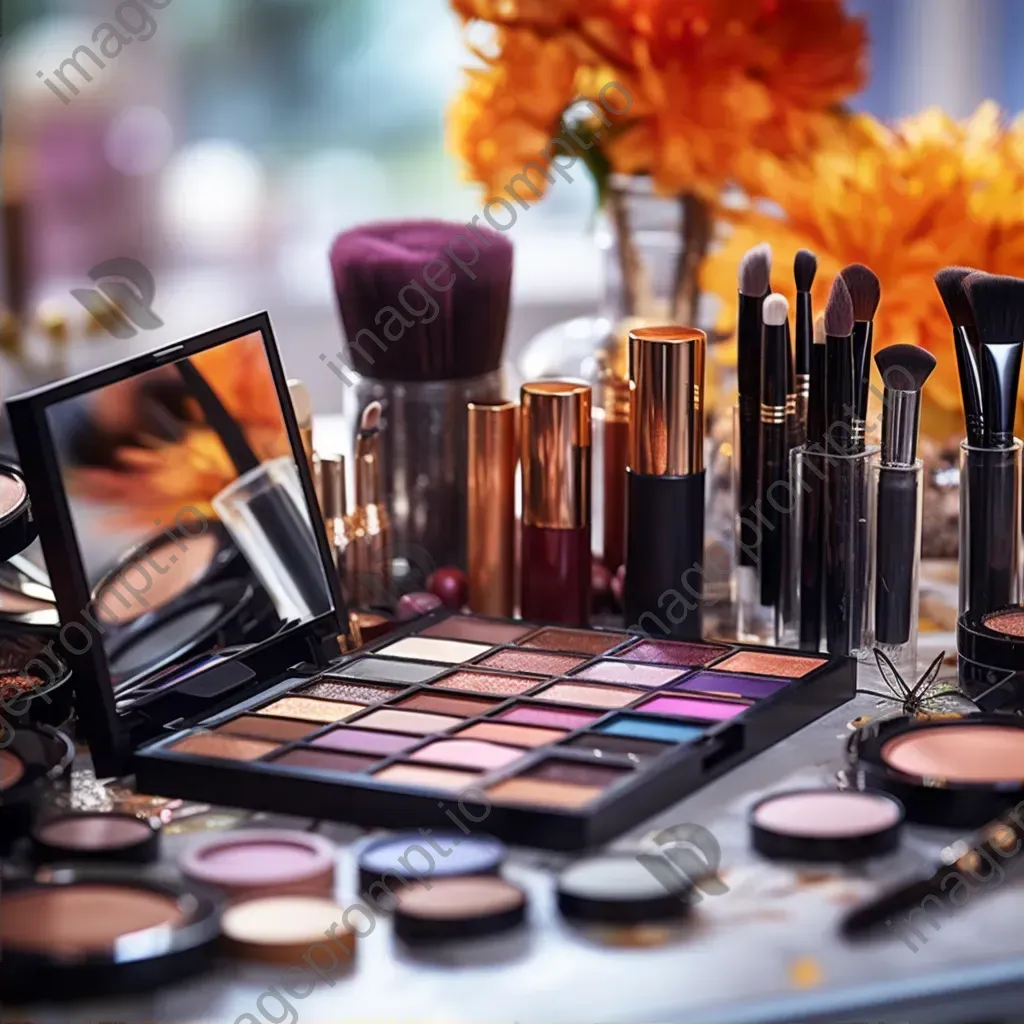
760 404 787 425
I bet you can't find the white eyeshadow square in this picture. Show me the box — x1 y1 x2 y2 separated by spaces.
374 636 492 665
573 660 685 688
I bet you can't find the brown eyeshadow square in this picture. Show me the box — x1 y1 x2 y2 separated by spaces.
712 650 826 678
531 681 643 709
215 715 320 743
257 697 362 723
169 732 277 761
269 748 379 773
524 759 631 787
486 777 603 809
476 649 585 675
298 680 404 704
517 627 632 655
419 615 533 644
394 693 500 717
562 733 671 762
456 721 565 749
430 670 542 697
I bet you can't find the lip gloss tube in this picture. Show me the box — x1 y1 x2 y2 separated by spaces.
520 381 592 625
624 326 706 639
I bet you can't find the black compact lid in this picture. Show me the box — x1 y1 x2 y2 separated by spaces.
957 606 1024 671
30 811 162 865
849 714 1024 828
0 866 221 1002
748 788 904 863
556 853 692 924
0 724 74 854
0 463 37 562
6 313 350 777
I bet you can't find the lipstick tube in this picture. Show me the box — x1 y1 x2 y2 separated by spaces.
624 326 706 640
520 381 592 625
467 400 517 617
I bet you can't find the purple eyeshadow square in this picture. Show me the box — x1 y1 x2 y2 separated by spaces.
670 671 788 700
618 639 731 667
636 694 748 721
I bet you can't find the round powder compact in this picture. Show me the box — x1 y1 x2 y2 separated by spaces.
852 714 1024 827
556 854 692 924
749 789 904 862
357 832 506 893
393 876 527 944
221 895 356 964
957 605 1024 711
31 811 161 864
179 829 336 902
0 464 36 563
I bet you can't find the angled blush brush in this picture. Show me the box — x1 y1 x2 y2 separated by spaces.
839 264 880 452
934 266 984 447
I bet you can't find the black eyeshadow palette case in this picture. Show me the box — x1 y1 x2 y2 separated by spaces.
8 312 856 850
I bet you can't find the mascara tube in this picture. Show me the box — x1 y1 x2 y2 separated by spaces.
520 381 591 625
624 327 706 639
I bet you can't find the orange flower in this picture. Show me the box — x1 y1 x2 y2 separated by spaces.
702 104 1024 429
448 0 867 202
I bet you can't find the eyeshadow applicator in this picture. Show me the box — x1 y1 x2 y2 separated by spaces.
935 266 985 446
793 249 817 444
840 264 881 451
873 344 935 651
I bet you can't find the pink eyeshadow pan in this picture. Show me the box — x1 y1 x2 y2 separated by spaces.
618 639 731 667
476 649 585 675
410 739 524 771
312 727 418 756
497 705 600 730
532 682 642 709
431 670 541 697
637 694 749 721
572 660 684 688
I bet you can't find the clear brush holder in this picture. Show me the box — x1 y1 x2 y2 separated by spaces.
870 459 923 676
788 444 877 660
959 439 1023 618
348 370 505 592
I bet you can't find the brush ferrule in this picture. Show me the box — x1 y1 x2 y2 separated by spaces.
881 389 921 466
760 404 786 425
796 373 810 399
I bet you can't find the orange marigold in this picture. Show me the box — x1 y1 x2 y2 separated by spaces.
702 103 1024 430
448 0 867 202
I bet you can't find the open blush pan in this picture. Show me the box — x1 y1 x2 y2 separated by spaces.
31 811 161 864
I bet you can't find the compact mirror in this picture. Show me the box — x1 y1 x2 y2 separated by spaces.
41 325 334 701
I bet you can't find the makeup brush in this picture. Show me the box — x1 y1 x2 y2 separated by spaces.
823 277 859 656
737 243 772 570
873 344 936 646
934 266 985 446
798 315 828 649
839 264 880 451
793 250 817 442
759 294 790 617
347 400 392 608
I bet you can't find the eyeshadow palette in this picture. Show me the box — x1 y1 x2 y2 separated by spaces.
133 611 855 849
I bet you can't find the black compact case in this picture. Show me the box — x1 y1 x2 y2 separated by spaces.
8 313 856 850
957 606 1024 712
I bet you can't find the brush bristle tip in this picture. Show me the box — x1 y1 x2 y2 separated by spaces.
762 293 789 327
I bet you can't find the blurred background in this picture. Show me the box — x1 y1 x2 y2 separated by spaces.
2 0 1024 415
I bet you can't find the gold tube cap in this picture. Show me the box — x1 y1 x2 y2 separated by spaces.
629 326 706 476
520 381 591 529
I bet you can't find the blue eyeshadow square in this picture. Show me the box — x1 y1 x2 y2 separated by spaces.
670 671 788 699
597 715 705 743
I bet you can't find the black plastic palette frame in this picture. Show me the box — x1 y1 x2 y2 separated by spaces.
134 608 856 850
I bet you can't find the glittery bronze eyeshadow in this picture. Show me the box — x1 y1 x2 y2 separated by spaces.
711 651 825 678
429 670 541 697
476 650 585 675
517 627 631 655
983 609 1024 637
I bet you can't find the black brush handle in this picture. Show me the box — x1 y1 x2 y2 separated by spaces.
738 398 760 567
972 455 1016 613
758 421 786 608
874 466 918 644
825 456 856 656
799 451 824 649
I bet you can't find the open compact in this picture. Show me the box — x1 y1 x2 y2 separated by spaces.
850 714 1024 827
30 811 161 864
957 605 1024 711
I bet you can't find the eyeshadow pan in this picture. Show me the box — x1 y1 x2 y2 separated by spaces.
486 777 603 809
457 721 565 749
477 649 585 675
419 615 533 644
618 639 731 667
257 697 361 724
572 660 684 688
215 715 320 743
355 708 463 735
270 749 379 773
299 680 402 704
532 682 643 709
713 651 825 678
170 733 276 761
636 694 748 721
671 671 788 700
312 727 418 756
395 693 498 717
983 609 1024 637
562 733 671 762
374 763 483 792
525 760 630 787
497 705 601 730
518 627 631 655
598 716 705 743
881 724 1024 782
410 739 524 771
374 637 491 664
430 670 541 697
327 656 444 684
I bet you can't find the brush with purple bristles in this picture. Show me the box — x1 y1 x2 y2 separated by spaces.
329 220 513 383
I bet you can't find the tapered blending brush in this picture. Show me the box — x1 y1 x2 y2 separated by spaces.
793 250 817 443
758 295 790 616
874 344 936 646
934 266 985 446
823 277 859 656
839 264 881 451
798 314 827 649
737 243 772 570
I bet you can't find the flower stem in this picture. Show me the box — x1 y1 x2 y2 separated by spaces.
672 193 713 325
